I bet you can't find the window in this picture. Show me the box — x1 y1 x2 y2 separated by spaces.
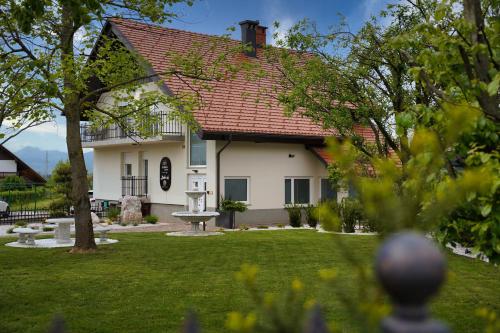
224 178 249 202
143 159 148 177
321 178 337 202
189 131 206 166
285 178 310 204
124 163 132 177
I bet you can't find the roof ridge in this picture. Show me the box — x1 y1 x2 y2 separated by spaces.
108 17 242 44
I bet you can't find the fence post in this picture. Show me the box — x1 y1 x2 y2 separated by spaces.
375 232 450 333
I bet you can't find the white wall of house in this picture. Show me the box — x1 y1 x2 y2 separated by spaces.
0 160 17 173
218 141 328 210
92 136 218 209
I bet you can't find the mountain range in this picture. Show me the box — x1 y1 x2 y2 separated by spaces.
15 146 93 177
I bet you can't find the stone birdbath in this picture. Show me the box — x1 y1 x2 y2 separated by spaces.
167 186 222 236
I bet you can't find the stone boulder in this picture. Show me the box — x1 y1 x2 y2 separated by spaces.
91 212 100 225
120 196 142 225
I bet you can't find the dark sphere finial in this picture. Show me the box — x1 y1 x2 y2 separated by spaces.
375 232 450 333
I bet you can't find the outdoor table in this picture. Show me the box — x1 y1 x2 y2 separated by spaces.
46 218 74 244
13 227 40 246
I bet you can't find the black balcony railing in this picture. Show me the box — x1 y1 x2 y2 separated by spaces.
121 176 148 197
80 113 183 143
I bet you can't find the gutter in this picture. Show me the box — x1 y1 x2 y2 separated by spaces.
216 135 232 210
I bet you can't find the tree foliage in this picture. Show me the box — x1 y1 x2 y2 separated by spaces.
0 0 242 250
257 0 499 262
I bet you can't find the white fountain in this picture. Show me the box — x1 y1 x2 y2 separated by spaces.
167 183 222 236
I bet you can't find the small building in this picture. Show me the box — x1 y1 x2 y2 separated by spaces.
83 19 374 225
0 145 46 184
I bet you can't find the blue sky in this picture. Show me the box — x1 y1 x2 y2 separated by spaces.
5 0 394 153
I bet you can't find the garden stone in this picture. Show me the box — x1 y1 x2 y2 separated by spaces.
120 196 142 225
91 212 100 225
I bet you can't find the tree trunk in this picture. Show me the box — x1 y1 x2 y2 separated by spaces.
61 3 96 252
66 109 96 252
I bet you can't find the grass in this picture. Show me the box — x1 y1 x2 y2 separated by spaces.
0 231 498 333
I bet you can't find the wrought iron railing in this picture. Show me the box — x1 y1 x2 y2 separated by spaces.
121 176 148 197
80 113 183 143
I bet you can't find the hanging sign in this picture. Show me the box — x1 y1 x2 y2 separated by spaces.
160 157 171 191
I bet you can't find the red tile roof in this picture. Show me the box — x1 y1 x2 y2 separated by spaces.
108 18 373 141
310 147 333 165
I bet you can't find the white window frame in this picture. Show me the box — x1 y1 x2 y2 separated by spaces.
188 129 207 168
285 177 312 206
224 177 250 204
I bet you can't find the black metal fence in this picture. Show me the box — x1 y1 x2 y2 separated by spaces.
80 112 183 143
0 182 111 225
121 176 148 197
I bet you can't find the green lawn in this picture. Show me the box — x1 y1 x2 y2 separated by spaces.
0 231 498 333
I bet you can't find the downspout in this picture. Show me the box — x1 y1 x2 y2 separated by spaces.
216 135 232 210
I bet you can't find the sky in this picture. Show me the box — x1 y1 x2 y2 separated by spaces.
4 0 395 153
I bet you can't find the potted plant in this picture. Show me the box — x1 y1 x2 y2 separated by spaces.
218 198 248 229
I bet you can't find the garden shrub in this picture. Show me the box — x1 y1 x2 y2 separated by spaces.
257 225 268 229
107 207 121 221
285 204 302 228
14 220 27 227
0 187 48 204
6 227 14 234
144 215 158 224
0 176 26 191
303 204 318 228
48 198 70 217
340 198 363 233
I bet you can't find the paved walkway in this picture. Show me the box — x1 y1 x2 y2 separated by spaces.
0 221 219 237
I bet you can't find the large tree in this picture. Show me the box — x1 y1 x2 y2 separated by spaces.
0 0 238 251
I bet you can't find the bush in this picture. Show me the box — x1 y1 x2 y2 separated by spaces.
144 215 158 224
48 198 70 217
340 198 363 233
303 204 319 228
14 220 27 227
6 227 14 234
0 176 27 191
220 198 247 213
107 207 121 221
0 187 48 204
257 225 268 229
285 204 302 228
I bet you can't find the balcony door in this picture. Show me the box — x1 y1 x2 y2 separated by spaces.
188 174 207 212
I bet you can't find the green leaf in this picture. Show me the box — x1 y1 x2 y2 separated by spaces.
487 74 499 96
480 204 492 217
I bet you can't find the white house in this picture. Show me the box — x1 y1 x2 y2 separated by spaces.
83 19 373 225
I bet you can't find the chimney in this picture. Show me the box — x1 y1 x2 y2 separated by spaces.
239 20 267 57
256 25 267 47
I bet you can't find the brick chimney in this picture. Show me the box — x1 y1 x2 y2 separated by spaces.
256 25 267 47
239 20 267 57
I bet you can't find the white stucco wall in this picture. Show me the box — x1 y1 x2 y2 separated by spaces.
0 160 17 173
92 136 218 209
218 141 328 210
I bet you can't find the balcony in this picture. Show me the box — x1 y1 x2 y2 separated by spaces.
121 176 148 197
80 113 183 147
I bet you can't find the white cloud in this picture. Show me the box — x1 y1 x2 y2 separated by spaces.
2 118 66 138
27 121 67 137
270 17 295 46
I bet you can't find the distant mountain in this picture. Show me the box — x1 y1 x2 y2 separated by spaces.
15 147 93 177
